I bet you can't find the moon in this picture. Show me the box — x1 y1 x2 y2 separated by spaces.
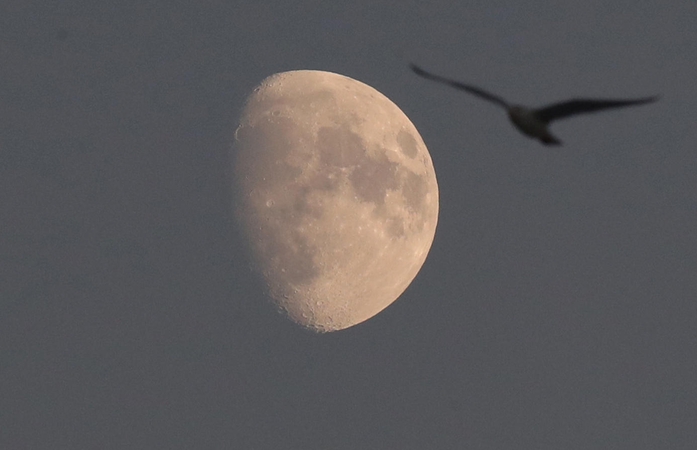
231 70 439 332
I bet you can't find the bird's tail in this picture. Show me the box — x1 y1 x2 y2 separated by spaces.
540 133 562 146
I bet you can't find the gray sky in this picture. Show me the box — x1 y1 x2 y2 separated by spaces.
2 1 696 448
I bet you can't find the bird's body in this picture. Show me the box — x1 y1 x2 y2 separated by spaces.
410 63 657 145
507 106 561 145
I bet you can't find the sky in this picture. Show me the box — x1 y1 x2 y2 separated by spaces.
2 1 696 448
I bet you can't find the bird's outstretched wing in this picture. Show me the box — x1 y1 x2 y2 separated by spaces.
535 97 658 123
409 63 510 109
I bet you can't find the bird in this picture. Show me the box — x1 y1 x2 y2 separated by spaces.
409 63 658 146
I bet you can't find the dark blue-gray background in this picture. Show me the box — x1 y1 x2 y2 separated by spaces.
2 1 696 448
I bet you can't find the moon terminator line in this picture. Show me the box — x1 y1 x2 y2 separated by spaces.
410 63 658 145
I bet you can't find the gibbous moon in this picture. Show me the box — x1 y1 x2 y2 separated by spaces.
232 70 438 332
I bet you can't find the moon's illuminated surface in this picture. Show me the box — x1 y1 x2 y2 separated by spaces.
232 70 439 332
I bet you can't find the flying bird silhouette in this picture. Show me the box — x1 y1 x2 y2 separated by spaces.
410 63 658 145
